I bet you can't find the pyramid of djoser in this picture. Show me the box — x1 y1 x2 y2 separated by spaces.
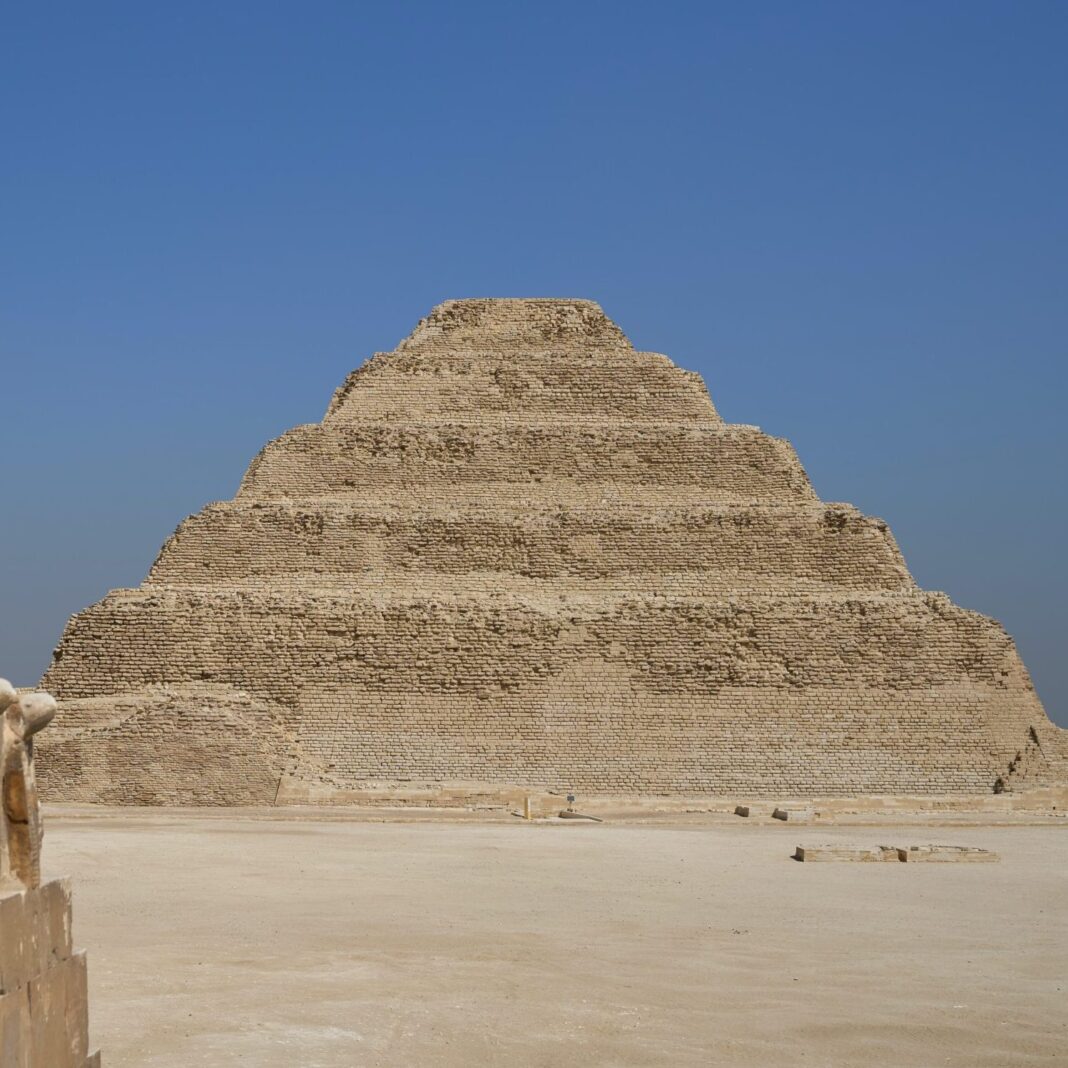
38 300 1067 804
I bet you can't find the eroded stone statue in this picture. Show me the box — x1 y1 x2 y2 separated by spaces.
0 676 99 1065
0 677 57 888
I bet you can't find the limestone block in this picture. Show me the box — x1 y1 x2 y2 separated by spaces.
27 952 89 1067
897 845 999 863
40 880 74 966
793 845 899 862
0 984 32 1067
0 883 96 1068
0 889 29 995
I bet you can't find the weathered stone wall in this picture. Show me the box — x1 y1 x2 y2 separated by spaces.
148 503 910 591
35 686 299 806
36 299 1068 801
236 424 817 505
0 881 99 1068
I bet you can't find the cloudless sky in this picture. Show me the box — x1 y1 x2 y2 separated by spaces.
2 1 1066 725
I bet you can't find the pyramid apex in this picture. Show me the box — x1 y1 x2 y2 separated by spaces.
398 298 631 352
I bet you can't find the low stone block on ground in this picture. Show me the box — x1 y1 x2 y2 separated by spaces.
897 845 999 863
793 845 900 862
794 843 1000 863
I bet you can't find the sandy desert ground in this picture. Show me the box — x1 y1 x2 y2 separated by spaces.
43 808 1067 1068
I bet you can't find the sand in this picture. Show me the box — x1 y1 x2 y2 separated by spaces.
42 809 1068 1067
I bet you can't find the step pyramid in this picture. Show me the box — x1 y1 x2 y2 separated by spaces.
37 299 1067 803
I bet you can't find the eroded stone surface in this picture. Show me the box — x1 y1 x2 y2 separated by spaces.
897 845 999 863
34 299 1068 803
1 680 99 1066
793 843 999 863
793 845 900 862
1 681 56 890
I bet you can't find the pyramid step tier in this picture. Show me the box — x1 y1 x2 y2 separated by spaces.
237 422 816 503
149 500 912 589
325 347 719 423
392 298 634 354
41 587 1053 798
46 585 1032 704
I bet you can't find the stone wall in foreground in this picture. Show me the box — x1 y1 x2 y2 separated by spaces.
35 299 1068 802
0 880 99 1068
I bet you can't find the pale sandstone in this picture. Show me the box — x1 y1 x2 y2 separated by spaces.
897 844 999 862
0 680 99 1067
793 845 900 862
791 844 998 862
35 299 1068 803
1 683 54 889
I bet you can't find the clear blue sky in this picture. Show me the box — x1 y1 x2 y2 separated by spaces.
3 2 1066 725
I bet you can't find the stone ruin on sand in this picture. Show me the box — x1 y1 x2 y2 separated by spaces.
35 299 1068 804
1 678 100 1067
